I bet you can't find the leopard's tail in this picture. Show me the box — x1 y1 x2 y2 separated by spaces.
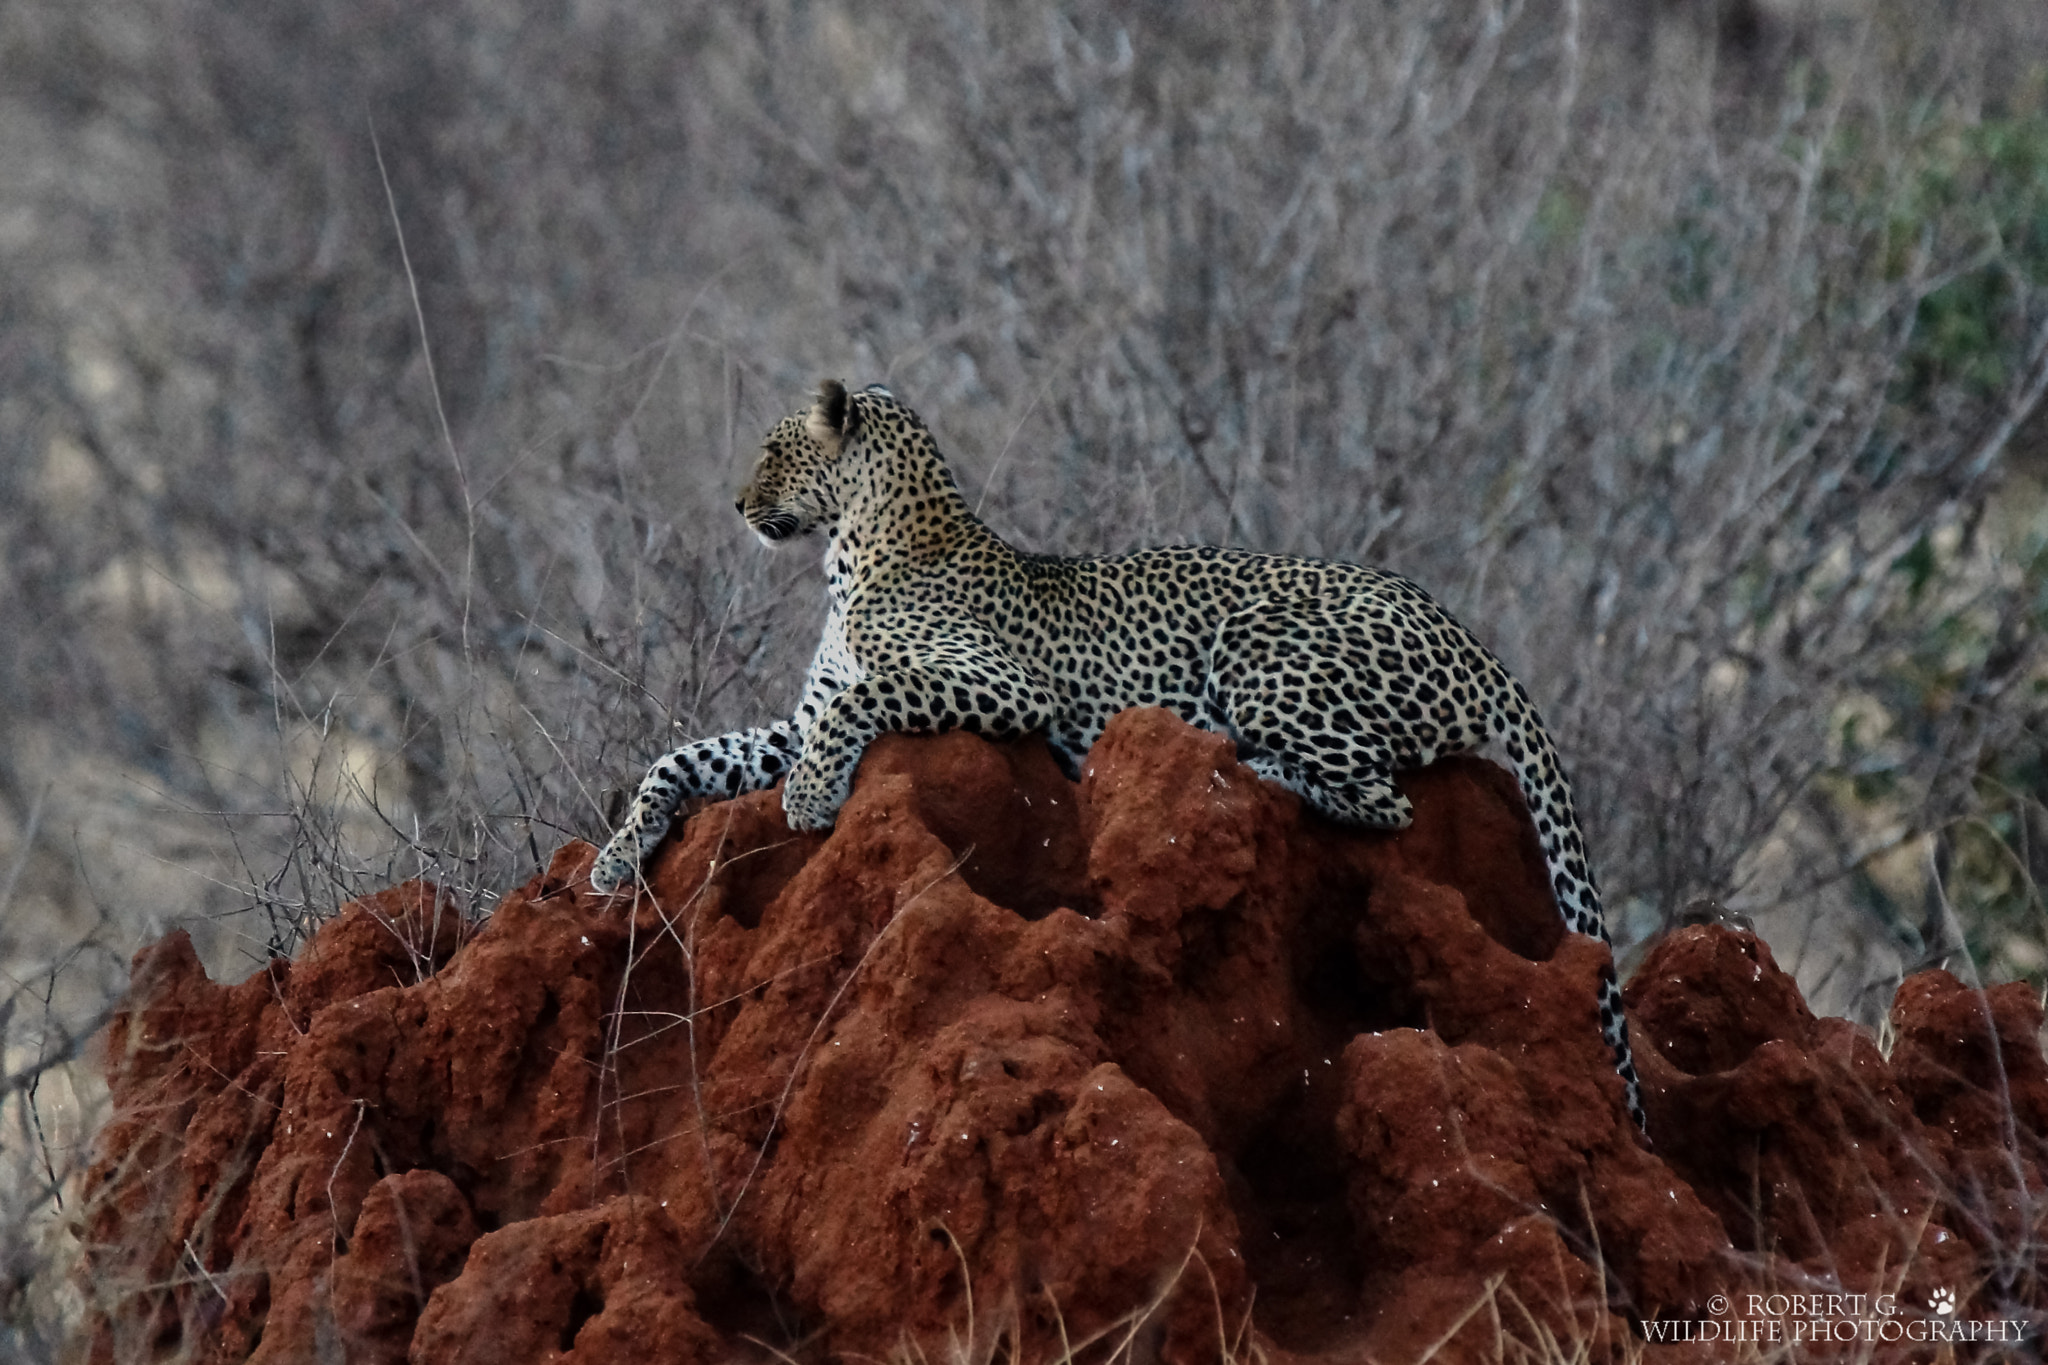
1493 674 1648 1134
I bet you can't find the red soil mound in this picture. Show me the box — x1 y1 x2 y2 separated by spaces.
78 710 2047 1362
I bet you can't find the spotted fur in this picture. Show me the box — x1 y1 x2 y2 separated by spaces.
591 380 1645 1130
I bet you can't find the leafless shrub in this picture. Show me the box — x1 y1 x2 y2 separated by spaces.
1 920 119 1361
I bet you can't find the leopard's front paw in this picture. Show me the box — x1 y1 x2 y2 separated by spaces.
780 759 851 831
589 834 640 894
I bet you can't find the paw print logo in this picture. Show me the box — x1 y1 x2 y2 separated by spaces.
1928 1287 1957 1317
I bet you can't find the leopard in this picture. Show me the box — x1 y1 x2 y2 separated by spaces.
590 379 1646 1130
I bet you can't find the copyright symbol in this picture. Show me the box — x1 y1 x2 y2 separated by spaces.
1707 1295 1729 1316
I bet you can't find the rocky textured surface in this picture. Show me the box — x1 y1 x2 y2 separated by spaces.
79 710 2047 1363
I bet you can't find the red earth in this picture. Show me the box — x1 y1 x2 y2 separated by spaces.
79 709 2047 1362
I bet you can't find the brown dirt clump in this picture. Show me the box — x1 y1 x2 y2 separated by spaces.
78 710 2048 1362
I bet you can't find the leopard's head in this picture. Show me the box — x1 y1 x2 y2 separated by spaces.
735 379 901 545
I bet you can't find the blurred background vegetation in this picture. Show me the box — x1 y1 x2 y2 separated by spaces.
4 0 2048 1349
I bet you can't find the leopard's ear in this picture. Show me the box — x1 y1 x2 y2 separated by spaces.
807 379 857 453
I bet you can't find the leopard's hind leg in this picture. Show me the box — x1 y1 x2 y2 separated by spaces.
1237 750 1412 828
1202 598 1469 828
